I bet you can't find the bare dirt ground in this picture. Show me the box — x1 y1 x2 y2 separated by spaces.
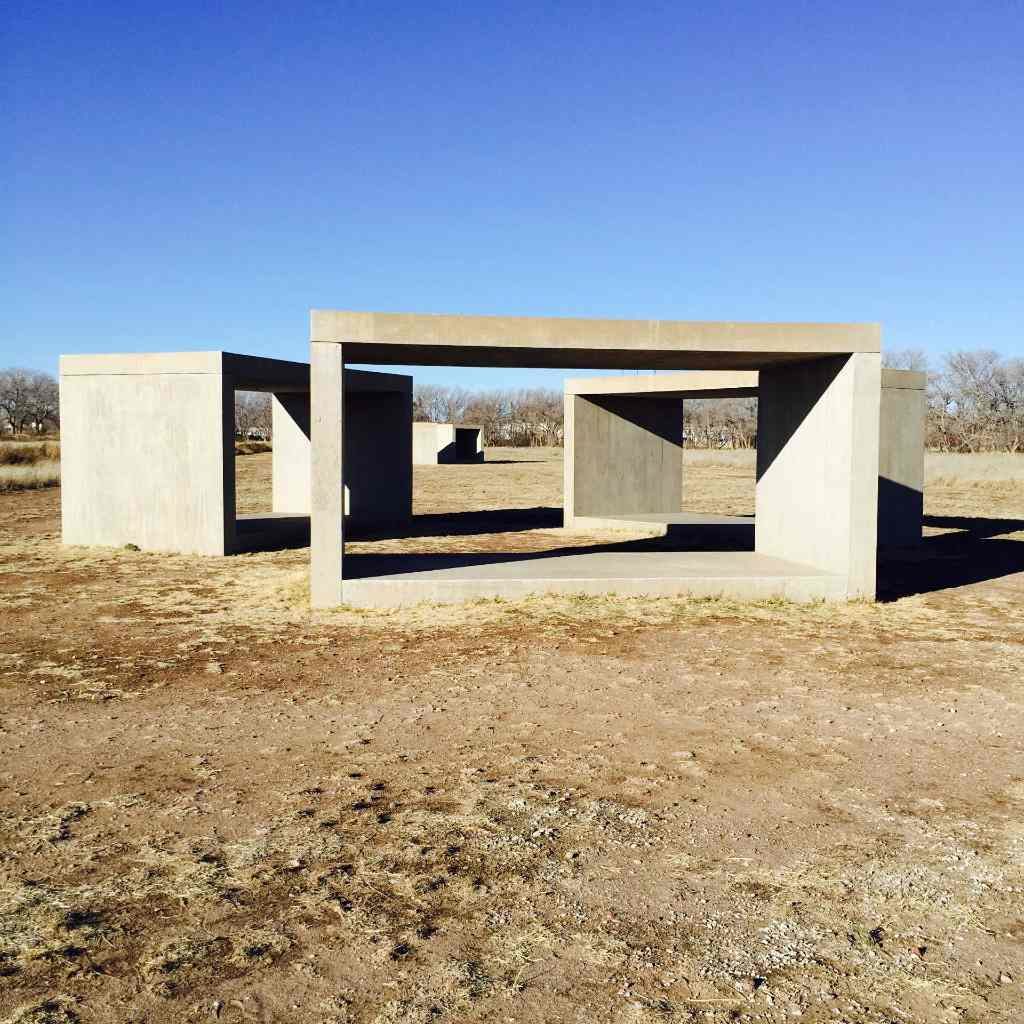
1 449 1023 1024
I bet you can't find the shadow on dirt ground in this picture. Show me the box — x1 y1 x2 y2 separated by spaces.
879 515 1024 600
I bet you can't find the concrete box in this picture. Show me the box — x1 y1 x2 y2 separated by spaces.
60 352 412 555
563 368 925 552
412 422 484 464
308 311 883 607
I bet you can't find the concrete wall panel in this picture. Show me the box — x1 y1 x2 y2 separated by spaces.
878 382 925 547
272 393 312 515
756 353 881 597
60 369 230 555
345 391 412 525
565 393 682 523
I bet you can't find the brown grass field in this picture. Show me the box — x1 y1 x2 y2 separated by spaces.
1 449 1023 1023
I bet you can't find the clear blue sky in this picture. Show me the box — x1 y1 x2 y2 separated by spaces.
5 1 1022 389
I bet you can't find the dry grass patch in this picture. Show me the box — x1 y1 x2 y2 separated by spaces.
0 463 60 493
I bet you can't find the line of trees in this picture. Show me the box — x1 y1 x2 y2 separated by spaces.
5 350 1022 451
0 369 60 434
414 385 564 446
414 350 1023 452
886 349 1024 452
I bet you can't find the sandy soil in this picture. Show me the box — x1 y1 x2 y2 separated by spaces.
1 449 1023 1024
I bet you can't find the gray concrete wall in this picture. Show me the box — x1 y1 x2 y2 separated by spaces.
345 390 412 526
564 392 683 525
756 353 881 598
878 373 926 547
59 362 232 555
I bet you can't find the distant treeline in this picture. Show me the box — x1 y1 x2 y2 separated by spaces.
413 350 1024 453
887 349 1024 453
413 385 564 447
5 350 1022 453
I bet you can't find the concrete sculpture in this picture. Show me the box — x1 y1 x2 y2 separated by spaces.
60 352 411 555
412 422 484 464
563 368 925 547
309 311 884 608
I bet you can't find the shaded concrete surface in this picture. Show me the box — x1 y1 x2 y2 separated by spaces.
233 513 310 552
878 373 926 546
563 511 753 549
564 394 682 521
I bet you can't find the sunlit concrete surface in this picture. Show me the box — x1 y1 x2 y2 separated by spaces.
338 549 846 607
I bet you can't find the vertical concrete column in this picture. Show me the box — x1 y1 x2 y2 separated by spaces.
310 343 345 607
563 392 682 525
271 393 312 514
756 353 881 598
562 393 577 527
219 374 237 553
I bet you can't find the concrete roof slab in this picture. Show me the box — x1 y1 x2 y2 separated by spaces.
312 311 880 370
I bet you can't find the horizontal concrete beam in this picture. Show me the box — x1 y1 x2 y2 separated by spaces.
565 368 924 400
60 353 412 396
311 311 880 371
566 370 759 400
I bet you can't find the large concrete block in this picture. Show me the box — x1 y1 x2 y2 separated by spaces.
309 310 882 608
61 352 412 568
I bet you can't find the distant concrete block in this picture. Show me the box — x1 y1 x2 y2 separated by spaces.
60 352 412 557
413 422 484 464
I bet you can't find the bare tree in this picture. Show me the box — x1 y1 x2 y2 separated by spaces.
882 348 930 372
0 369 59 434
234 392 272 440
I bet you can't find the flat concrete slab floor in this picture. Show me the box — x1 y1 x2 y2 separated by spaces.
339 547 846 607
